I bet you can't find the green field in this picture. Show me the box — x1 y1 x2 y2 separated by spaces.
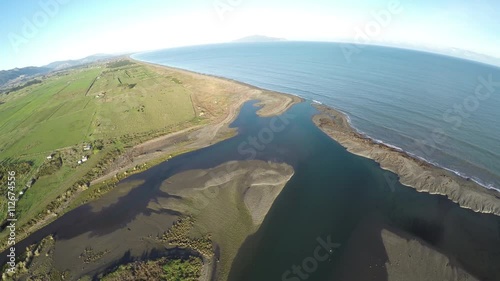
0 60 199 237
0 62 195 158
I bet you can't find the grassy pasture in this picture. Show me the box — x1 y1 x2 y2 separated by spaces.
0 60 199 237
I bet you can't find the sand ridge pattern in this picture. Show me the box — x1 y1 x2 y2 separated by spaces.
156 160 294 280
158 160 294 227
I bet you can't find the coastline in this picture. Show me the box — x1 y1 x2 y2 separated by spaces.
92 58 302 185
130 56 500 217
129 57 302 117
313 104 500 216
3 57 500 280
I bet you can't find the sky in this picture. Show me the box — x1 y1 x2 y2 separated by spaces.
0 0 499 70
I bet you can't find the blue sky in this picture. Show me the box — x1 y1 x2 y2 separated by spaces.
0 0 499 70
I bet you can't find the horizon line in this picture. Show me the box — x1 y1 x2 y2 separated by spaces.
3 40 500 71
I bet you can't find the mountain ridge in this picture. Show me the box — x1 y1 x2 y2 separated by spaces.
0 54 116 89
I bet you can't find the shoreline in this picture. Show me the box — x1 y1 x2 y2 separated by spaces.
329 103 499 192
91 58 302 185
313 100 499 193
313 104 500 216
3 57 499 279
132 58 500 196
130 57 500 217
129 57 302 118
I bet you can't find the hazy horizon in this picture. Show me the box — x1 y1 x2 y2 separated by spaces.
3 39 500 71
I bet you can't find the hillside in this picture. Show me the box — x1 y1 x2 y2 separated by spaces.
0 54 116 89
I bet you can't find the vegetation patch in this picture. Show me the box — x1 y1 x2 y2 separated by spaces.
100 256 202 281
4 79 42 95
79 246 110 264
161 216 213 258
1 235 70 281
0 160 34 221
107 60 136 68
38 155 63 176
0 160 33 186
162 258 203 281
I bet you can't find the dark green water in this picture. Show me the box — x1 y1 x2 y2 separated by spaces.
2 101 500 281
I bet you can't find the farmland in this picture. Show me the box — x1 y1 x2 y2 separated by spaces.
0 60 202 241
0 61 196 158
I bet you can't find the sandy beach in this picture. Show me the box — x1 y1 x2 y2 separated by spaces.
313 104 500 216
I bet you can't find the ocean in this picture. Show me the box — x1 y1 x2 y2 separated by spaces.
132 42 500 190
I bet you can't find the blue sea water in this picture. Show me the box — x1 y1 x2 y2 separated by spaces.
133 42 500 190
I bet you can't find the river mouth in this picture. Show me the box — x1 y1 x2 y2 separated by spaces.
227 103 500 281
3 100 500 280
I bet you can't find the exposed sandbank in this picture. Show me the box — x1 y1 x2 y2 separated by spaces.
313 104 500 216
157 160 294 281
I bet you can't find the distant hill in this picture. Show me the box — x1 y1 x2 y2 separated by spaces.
44 54 115 71
0 54 116 89
0 66 51 86
232 35 286 43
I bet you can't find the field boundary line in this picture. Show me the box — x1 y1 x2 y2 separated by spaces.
84 73 100 97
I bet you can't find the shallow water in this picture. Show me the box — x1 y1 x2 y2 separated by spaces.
2 101 500 280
